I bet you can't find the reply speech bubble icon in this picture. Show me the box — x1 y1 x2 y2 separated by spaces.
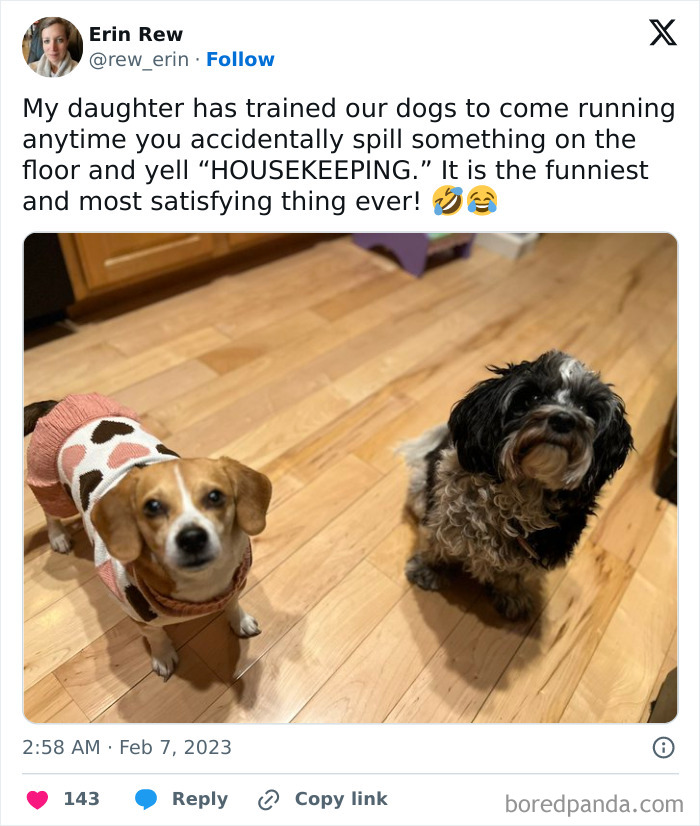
135 789 157 810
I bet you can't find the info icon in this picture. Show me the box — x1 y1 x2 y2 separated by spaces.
652 737 675 759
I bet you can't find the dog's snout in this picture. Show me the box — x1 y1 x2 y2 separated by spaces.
169 521 219 570
176 526 209 554
549 412 576 434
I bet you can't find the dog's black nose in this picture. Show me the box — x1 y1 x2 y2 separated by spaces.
176 526 209 554
549 412 576 433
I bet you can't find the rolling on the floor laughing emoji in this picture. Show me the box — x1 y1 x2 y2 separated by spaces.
432 185 463 216
467 186 497 215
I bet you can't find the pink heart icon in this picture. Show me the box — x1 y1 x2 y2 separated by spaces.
27 791 48 810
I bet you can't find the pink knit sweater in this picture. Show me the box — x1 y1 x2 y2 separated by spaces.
26 393 139 517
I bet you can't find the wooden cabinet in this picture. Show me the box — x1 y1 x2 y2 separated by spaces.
71 234 219 291
58 233 309 310
226 233 286 251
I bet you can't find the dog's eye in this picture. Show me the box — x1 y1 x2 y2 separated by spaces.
511 389 540 413
143 499 165 517
205 489 225 507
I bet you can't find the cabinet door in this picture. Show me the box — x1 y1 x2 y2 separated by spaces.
74 234 217 291
226 233 286 251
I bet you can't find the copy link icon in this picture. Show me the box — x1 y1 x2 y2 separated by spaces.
258 789 280 810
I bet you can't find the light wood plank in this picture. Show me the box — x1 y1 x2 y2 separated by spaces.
386 569 568 724
473 547 634 723
55 618 149 721
116 360 218 414
560 508 677 723
45 702 90 723
195 562 401 723
246 454 381 586
366 521 417 588
154 272 450 439
24 530 96 620
294 587 464 723
99 241 375 356
24 577 126 690
200 310 327 375
24 673 76 723
210 385 352 469
264 389 414 484
95 646 227 724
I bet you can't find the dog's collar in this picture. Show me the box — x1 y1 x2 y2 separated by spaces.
507 517 543 563
128 541 252 618
515 534 540 561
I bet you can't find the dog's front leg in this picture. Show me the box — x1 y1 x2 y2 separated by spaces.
405 526 451 591
226 597 261 638
405 552 447 590
488 571 540 621
46 514 72 553
138 622 179 680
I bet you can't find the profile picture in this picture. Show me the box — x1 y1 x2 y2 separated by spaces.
23 17 82 77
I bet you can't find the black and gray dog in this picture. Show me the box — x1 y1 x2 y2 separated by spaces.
400 350 633 620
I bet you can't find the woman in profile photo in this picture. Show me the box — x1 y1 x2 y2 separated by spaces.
27 17 81 77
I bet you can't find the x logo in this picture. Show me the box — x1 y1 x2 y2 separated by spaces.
650 19 677 46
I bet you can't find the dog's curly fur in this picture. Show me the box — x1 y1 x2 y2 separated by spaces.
400 351 633 620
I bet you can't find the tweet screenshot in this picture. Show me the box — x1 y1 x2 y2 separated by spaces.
1 1 697 823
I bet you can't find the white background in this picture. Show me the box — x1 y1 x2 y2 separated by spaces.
1 2 697 824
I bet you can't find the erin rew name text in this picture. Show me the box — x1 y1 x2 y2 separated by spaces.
90 27 184 42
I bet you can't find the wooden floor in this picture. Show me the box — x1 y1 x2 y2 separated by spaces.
23 233 677 724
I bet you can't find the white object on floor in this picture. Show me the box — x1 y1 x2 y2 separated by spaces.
475 233 540 259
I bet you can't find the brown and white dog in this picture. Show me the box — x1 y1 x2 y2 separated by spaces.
24 393 272 680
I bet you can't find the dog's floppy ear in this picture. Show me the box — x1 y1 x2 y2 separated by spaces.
219 458 272 536
91 472 143 563
448 376 508 476
591 395 634 490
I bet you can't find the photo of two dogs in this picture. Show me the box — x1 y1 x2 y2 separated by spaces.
25 349 632 681
23 232 676 724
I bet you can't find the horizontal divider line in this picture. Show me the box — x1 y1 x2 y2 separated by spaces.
22 772 680 776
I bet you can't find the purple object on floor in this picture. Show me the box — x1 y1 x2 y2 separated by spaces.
353 233 474 277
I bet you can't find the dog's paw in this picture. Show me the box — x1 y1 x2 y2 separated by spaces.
151 647 179 681
231 611 261 638
48 530 72 554
492 590 534 622
405 554 444 591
